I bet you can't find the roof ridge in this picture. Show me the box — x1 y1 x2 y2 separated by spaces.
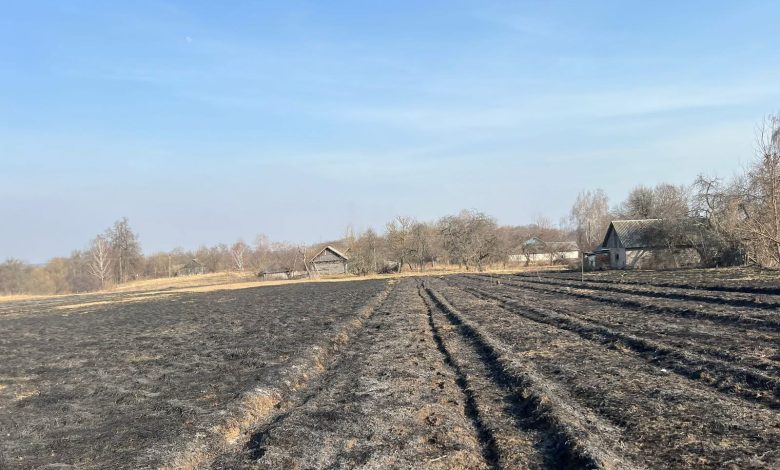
312 245 349 261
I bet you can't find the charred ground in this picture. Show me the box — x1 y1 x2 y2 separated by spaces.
1 269 779 469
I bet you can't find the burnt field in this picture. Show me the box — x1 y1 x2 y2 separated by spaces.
1 270 780 469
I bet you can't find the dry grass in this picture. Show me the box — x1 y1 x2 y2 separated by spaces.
0 265 553 307
0 291 92 304
52 292 178 311
113 271 257 292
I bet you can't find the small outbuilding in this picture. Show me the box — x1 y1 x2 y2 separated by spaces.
259 268 308 281
309 245 349 276
176 259 206 276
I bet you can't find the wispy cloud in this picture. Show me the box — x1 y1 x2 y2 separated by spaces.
327 79 780 134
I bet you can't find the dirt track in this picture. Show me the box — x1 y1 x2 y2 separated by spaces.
1 272 779 469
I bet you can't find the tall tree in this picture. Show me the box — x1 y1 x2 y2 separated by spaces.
230 240 249 271
386 216 417 272
731 114 780 265
87 235 112 288
107 217 142 283
569 189 611 251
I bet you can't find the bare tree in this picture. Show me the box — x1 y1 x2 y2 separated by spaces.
107 217 142 283
87 235 112 288
348 228 384 275
730 114 780 266
652 183 691 219
619 186 655 219
569 189 610 251
0 259 29 295
617 184 690 220
439 210 498 270
386 216 417 272
230 240 249 272
409 222 437 271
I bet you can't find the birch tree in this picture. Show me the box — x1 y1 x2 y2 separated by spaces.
230 240 249 272
569 189 610 251
88 235 112 288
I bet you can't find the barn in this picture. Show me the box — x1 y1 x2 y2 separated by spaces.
309 245 349 276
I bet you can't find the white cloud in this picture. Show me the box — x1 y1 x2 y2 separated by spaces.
328 80 780 134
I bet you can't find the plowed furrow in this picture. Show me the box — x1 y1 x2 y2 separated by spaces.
165 281 396 470
423 283 639 470
212 279 489 469
421 284 552 469
472 275 780 330
457 282 779 408
508 274 780 310
454 276 780 373
426 276 780 469
535 271 780 296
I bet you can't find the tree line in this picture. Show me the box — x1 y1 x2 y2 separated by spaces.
0 210 576 296
2 113 779 295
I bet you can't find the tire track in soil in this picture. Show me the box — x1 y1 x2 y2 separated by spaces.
421 282 637 470
162 280 397 470
454 280 779 409
214 278 488 469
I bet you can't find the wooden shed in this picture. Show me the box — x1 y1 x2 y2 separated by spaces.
309 246 349 276
176 259 206 276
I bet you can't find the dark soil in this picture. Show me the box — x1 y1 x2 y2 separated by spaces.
0 280 387 469
2 268 779 469
211 279 487 469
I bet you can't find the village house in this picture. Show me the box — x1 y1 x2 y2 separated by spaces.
309 245 349 276
586 219 705 270
509 237 579 265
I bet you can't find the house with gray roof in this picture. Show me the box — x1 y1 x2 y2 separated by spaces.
588 219 707 269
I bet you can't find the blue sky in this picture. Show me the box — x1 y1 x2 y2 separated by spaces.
1 1 779 263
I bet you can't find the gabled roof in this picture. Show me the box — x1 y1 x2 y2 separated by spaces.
603 219 664 249
602 218 717 250
311 245 349 261
182 258 205 268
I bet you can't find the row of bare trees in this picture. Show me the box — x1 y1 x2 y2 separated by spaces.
0 217 143 295
347 210 571 274
0 209 576 296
